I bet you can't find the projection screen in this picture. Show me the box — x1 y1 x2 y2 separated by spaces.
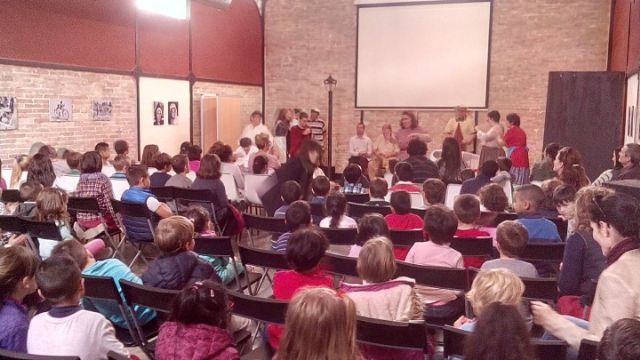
356 1 492 108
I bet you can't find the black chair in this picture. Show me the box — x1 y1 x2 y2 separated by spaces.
389 229 424 247
476 211 518 227
309 202 325 218
228 291 288 346
119 280 179 357
174 187 223 232
0 349 79 360
577 338 599 360
347 202 391 218
110 199 156 267
344 193 370 204
547 217 568 241
319 227 358 246
149 186 178 205
443 325 568 359
0 189 21 203
193 236 261 292
321 252 359 278
238 245 289 295
468 269 558 303
450 236 493 257
396 261 469 291
521 242 565 263
81 274 139 346
408 207 426 219
242 213 288 246
67 196 121 256
0 215 25 233
356 317 427 353
21 218 64 257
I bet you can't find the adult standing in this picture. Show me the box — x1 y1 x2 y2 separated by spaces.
395 111 431 161
288 112 312 157
613 143 640 180
476 110 505 165
273 108 292 163
443 106 476 153
259 140 323 215
554 147 590 190
240 111 273 146
348 123 372 176
370 124 399 178
307 108 325 146
502 113 530 185
532 193 640 351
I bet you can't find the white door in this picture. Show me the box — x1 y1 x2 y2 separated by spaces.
624 73 639 145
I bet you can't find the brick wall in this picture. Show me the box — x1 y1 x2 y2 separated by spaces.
192 81 263 148
265 0 611 171
0 64 137 164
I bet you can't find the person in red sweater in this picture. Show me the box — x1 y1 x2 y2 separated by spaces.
453 194 491 267
267 228 332 351
384 191 424 260
288 111 312 157
389 162 421 193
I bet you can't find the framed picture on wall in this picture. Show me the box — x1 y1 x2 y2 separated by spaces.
0 96 17 130
168 101 178 125
49 98 72 122
92 99 113 121
153 101 164 125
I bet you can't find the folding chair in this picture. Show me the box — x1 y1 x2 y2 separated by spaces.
119 280 179 358
110 200 157 267
344 192 370 204
468 268 558 303
244 174 269 213
321 252 359 280
149 186 177 209
356 316 427 354
0 349 79 360
22 218 64 258
238 245 289 295
389 229 424 247
81 274 141 346
319 227 358 246
227 291 288 347
67 197 122 257
450 236 493 257
193 236 261 292
220 173 240 202
174 188 221 233
347 202 391 219
0 189 20 203
442 325 467 358
242 213 287 246
577 338 599 360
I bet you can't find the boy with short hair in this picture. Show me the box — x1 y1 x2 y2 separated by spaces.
422 178 446 207
341 163 369 194
310 176 330 205
27 256 127 359
109 155 130 200
272 200 312 252
389 162 420 192
95 142 115 177
514 184 561 242
150 152 172 187
274 180 302 218
142 216 221 289
553 184 577 236
113 140 129 157
365 177 390 206
481 221 538 277
165 154 192 188
51 239 156 329
52 151 82 193
13 181 42 217
453 194 491 267
384 190 424 260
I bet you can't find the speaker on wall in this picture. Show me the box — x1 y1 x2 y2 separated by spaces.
198 0 233 10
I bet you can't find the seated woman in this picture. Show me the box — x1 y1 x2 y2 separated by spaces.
532 192 640 351
190 154 229 226
437 137 467 184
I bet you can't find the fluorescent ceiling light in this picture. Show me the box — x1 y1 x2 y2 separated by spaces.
136 0 187 19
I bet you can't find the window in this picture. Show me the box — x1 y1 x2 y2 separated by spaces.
136 0 187 20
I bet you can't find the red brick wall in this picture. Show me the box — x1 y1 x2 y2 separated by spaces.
265 0 611 170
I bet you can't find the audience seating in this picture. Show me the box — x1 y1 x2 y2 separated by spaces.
67 196 122 256
347 202 391 219
445 184 462 209
321 252 359 279
408 207 426 219
319 227 358 245
576 338 599 360
389 229 424 247
450 236 493 257
227 291 288 349
476 211 518 227
238 245 289 295
344 193 370 204
242 213 287 246
118 280 179 358
0 189 20 203
520 242 565 264
173 187 222 231
193 236 261 292
309 202 325 219
443 325 567 359
356 317 427 354
149 186 178 209
110 200 156 267
548 217 568 241
0 216 64 256
220 173 240 202
396 261 469 292
0 349 79 360
468 268 558 303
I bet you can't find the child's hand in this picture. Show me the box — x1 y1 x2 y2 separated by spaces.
8 234 27 247
454 315 471 328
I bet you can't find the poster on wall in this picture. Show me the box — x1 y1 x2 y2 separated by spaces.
49 98 72 122
153 101 164 125
0 96 17 130
168 101 178 125
92 100 113 121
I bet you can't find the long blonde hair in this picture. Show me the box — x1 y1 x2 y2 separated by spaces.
10 155 30 189
276 287 360 360
35 188 70 222
574 186 614 232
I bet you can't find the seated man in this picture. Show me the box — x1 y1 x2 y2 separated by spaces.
348 123 372 176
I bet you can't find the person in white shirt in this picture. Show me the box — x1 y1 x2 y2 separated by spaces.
27 256 127 360
240 111 273 146
52 151 82 193
348 122 373 176
234 137 258 171
95 142 115 178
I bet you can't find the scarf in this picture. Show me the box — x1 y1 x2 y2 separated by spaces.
606 237 640 266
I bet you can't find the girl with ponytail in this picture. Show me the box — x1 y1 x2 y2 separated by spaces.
319 192 357 229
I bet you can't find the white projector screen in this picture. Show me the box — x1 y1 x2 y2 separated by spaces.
356 1 491 108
